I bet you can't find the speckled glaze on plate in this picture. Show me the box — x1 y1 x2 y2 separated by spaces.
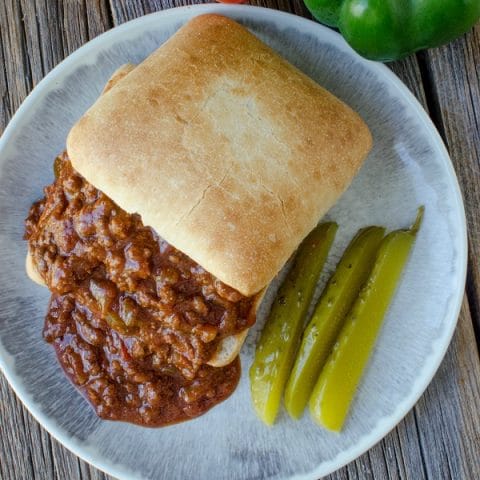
0 5 467 480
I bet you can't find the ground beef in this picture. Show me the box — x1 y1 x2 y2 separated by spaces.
25 153 255 426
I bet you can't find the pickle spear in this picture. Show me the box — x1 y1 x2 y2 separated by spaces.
309 208 423 431
284 226 385 419
249 222 338 425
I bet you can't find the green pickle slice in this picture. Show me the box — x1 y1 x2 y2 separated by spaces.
249 222 338 425
284 226 385 419
309 208 423 431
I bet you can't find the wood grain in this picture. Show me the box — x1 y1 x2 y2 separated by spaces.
0 1 112 479
422 25 480 343
0 1 479 479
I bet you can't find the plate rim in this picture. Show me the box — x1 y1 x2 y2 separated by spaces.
0 4 468 480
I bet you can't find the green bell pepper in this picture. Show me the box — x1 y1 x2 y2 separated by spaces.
304 0 480 61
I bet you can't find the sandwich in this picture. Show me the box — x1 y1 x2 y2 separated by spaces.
24 14 372 426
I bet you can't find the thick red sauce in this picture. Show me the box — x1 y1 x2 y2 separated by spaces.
25 153 256 426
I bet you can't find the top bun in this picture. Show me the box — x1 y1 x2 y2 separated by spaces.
67 14 372 296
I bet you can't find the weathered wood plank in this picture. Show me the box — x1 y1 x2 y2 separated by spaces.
108 0 310 24
0 375 36 480
0 4 10 130
0 0 34 112
415 297 480 480
388 56 427 105
25 1 65 73
422 24 480 342
0 2 57 478
77 454 110 480
86 0 114 39
389 42 480 480
407 26 480 477
0 2 113 480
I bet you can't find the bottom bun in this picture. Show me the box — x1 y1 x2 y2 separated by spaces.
207 288 264 367
207 329 250 367
26 249 45 286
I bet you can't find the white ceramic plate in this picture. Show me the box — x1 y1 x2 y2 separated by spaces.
0 4 467 479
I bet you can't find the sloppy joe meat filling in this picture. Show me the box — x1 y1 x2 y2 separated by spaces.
24 153 256 426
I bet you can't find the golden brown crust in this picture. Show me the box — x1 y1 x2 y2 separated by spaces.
101 63 136 94
67 14 372 296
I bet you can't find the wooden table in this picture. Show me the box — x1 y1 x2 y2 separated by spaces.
1 1 479 479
